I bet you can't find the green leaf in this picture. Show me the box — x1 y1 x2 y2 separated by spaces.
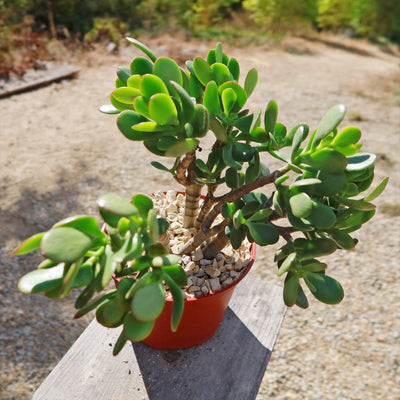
211 63 231 85
98 193 138 218
100 245 117 289
295 238 337 260
126 37 157 62
127 74 141 88
117 110 149 141
289 178 321 189
340 198 376 211
140 74 168 98
364 177 389 201
278 253 297 276
191 104 209 138
18 263 64 294
295 284 309 309
117 66 131 85
14 232 45 255
284 272 299 307
335 209 375 229
130 56 153 75
302 149 347 173
346 152 376 171
123 313 154 341
152 254 181 267
193 57 213 86
165 138 199 157
148 209 159 243
228 57 240 81
209 116 227 142
314 172 347 196
170 82 195 122
133 96 150 118
311 104 346 148
305 202 336 229
218 82 247 112
222 142 242 170
290 125 307 162
162 265 187 287
99 104 120 114
244 68 258 97
203 81 222 116
226 167 239 189
163 273 184 332
148 93 179 125
59 261 81 298
96 298 125 328
53 216 106 239
74 290 117 318
41 228 93 263
289 193 313 218
264 100 278 134
112 87 141 104
245 152 260 184
306 273 344 304
132 194 153 217
221 87 237 114
329 229 356 249
151 161 170 172
113 330 128 356
246 222 279 245
131 281 165 322
332 126 361 146
153 57 183 90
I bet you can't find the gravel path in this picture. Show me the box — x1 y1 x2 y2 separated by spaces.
0 34 399 399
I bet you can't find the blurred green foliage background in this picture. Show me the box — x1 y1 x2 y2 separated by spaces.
0 0 399 77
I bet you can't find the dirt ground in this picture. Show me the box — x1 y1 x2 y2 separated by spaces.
0 34 399 400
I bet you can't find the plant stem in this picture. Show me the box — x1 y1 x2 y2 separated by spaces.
183 184 202 228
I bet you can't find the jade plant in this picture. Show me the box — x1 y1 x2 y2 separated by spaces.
16 38 388 354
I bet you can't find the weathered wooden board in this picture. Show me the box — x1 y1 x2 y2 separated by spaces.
33 275 286 400
0 66 79 98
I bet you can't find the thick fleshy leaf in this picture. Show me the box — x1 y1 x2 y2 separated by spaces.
193 57 213 86
314 172 347 196
127 74 141 89
246 222 279 245
113 330 128 355
306 273 344 304
221 87 237 114
152 254 181 267
245 152 260 183
244 68 258 97
98 194 138 217
74 289 116 318
131 194 153 218
153 57 183 88
96 298 125 328
289 193 313 218
151 161 170 172
117 66 131 85
311 104 346 148
305 202 336 229
126 37 157 62
210 63 230 85
123 313 154 341
264 100 278 134
133 96 150 118
290 125 307 162
99 104 120 114
222 142 242 170
218 82 247 112
364 177 389 201
170 82 195 122
329 229 356 249
148 209 159 243
335 209 375 229
346 152 376 171
340 198 376 211
41 228 93 263
289 178 321 189
53 216 106 239
203 81 222 116
162 265 187 287
226 167 240 189
295 238 337 260
112 87 141 104
14 232 45 255
140 74 168 98
131 281 165 322
284 272 299 307
302 149 347 173
18 263 64 294
130 56 153 75
332 126 361 146
163 273 184 332
278 253 297 276
149 93 179 125
228 57 240 81
165 138 199 157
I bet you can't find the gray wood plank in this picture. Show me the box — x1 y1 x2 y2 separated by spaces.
0 66 79 98
33 275 286 400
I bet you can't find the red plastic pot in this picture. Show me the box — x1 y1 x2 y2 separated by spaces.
142 242 256 350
